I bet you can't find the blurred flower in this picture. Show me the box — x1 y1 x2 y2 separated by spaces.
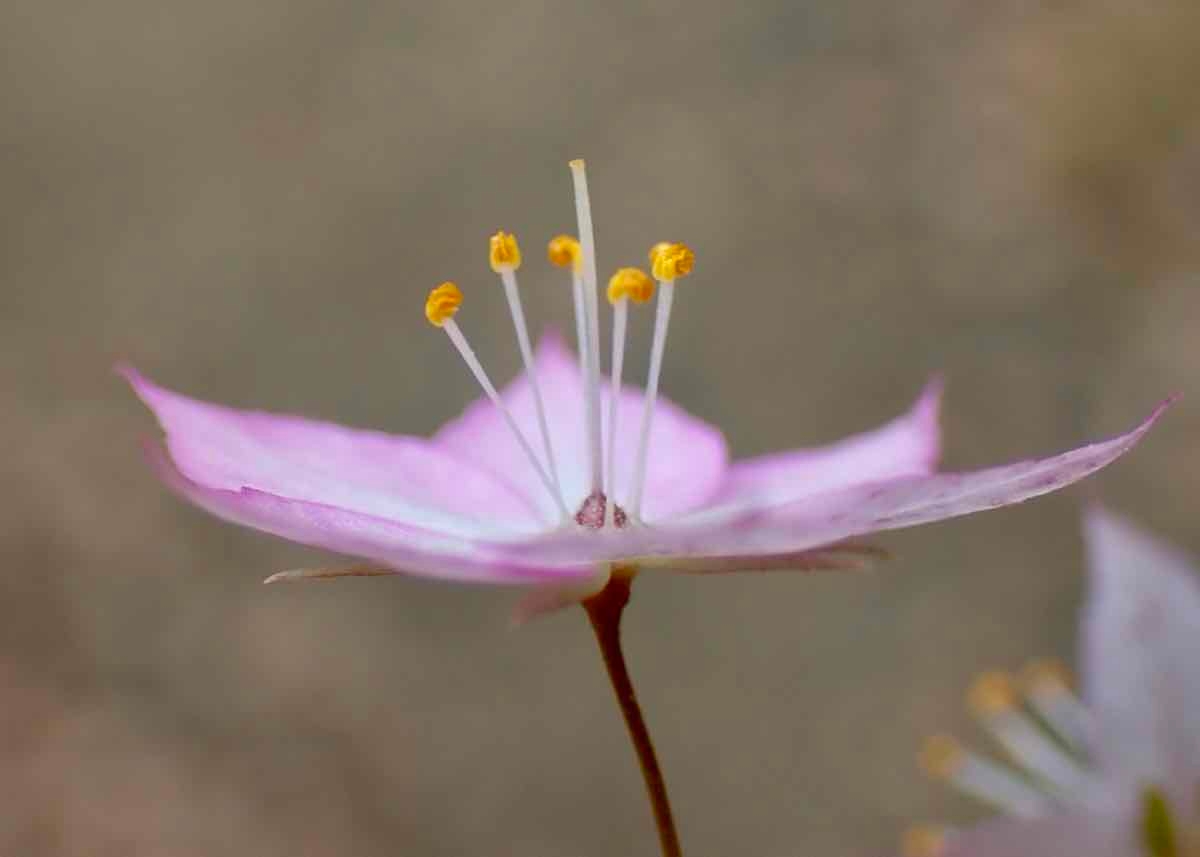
908 508 1200 857
123 163 1170 621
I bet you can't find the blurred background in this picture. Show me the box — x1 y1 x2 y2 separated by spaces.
3 0 1200 853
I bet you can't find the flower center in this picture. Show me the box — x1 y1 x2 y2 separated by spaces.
424 159 694 532
574 492 629 530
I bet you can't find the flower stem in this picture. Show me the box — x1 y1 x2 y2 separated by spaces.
583 574 682 857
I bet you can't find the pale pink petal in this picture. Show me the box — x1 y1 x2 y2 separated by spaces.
1081 507 1200 803
506 547 881 624
941 811 1135 857
651 542 888 574
122 365 543 539
715 377 941 507
498 402 1170 567
434 332 728 521
144 442 590 584
508 571 611 627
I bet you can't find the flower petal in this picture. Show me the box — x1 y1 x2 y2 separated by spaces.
496 401 1170 567
122 364 543 539
508 570 611 626
1081 507 1200 802
940 811 1134 857
649 541 888 574
715 377 941 507
433 331 728 521
143 441 590 584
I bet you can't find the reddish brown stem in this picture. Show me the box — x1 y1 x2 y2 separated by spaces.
583 575 682 857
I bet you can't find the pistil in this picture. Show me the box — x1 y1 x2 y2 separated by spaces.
568 160 605 496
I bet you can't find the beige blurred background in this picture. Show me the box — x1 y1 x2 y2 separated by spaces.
4 0 1200 853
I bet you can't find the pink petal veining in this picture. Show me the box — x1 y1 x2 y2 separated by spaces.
498 400 1172 567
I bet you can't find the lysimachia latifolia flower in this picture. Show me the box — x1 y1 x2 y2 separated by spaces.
907 508 1200 857
124 161 1171 621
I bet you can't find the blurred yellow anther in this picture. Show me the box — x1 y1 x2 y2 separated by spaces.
607 267 655 305
489 230 521 272
920 734 965 780
425 281 463 327
1020 658 1072 696
547 234 581 270
968 671 1018 716
649 241 695 281
902 826 947 857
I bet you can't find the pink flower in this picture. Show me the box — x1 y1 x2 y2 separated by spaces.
122 162 1170 622
908 509 1200 857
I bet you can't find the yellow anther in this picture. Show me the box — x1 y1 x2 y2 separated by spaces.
649 241 695 281
489 230 521 272
1019 658 1072 696
902 826 947 857
607 267 655 305
967 671 1018 716
920 734 965 780
425 281 463 327
547 234 581 270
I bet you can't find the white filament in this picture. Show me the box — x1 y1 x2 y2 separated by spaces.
949 751 1051 819
605 297 629 526
569 161 604 495
499 268 564 506
442 319 568 520
571 271 589 376
1026 685 1092 759
628 279 675 520
979 708 1091 797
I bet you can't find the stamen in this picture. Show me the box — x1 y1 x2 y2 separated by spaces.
902 826 948 857
1020 659 1092 757
426 283 568 520
547 234 581 271
920 734 1051 818
968 671 1090 798
550 237 590 370
548 235 592 456
604 268 655 525
490 231 564 504
628 242 695 521
568 160 604 495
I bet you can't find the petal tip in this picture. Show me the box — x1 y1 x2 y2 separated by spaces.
113 359 137 382
913 374 945 467
533 327 579 375
115 361 152 395
535 326 569 356
1082 503 1125 546
1119 394 1178 446
118 363 173 414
